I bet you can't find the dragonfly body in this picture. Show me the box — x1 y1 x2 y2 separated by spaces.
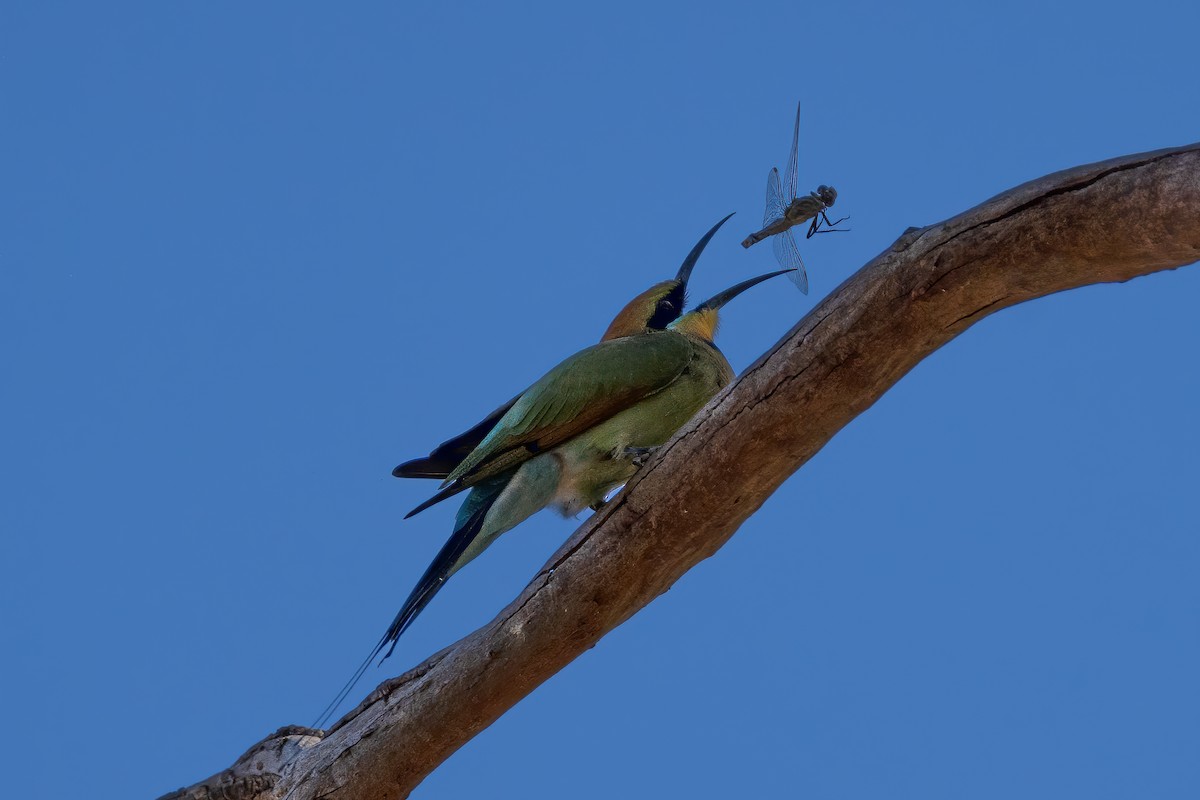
740 186 838 248
741 103 846 294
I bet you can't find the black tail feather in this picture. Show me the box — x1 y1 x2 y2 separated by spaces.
391 456 458 479
312 494 498 730
404 481 469 519
391 397 519 480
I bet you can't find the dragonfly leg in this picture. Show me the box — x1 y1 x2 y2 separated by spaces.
823 210 850 228
807 211 851 238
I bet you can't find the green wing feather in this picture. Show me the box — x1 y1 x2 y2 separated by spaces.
444 332 694 487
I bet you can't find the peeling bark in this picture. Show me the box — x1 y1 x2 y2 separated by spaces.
159 143 1200 800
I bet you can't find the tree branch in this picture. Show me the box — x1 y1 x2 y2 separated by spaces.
160 143 1200 800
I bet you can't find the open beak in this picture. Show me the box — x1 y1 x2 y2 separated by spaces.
674 212 736 289
693 268 797 312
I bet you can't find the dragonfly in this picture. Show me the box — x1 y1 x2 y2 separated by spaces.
741 103 847 294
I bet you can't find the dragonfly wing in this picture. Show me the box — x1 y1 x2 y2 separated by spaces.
783 102 800 204
765 167 787 227
772 228 809 295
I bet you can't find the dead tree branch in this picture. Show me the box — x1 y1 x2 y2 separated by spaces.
160 143 1200 800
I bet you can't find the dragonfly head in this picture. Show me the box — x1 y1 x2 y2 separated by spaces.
816 185 837 207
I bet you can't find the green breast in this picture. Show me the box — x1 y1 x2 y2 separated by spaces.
575 335 733 454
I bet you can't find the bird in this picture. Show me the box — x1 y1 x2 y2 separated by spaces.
379 266 797 660
314 227 793 731
391 212 735 481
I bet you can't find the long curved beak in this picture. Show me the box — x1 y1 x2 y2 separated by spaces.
694 268 797 312
675 212 736 287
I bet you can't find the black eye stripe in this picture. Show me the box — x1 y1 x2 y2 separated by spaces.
647 281 687 330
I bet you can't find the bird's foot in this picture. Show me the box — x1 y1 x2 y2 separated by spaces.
588 498 609 512
623 445 659 469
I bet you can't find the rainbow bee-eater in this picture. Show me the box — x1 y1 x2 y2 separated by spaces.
391 213 735 481
314 215 746 726
373 266 797 665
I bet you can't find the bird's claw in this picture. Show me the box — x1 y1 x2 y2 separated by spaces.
623 445 659 469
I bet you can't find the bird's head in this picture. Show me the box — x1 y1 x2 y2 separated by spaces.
600 212 735 341
670 268 797 344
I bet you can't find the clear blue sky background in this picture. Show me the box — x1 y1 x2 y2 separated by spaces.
4 3 1197 798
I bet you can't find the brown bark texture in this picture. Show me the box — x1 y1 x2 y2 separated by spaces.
160 143 1200 800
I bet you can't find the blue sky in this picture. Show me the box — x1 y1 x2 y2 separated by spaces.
3 2 1197 798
